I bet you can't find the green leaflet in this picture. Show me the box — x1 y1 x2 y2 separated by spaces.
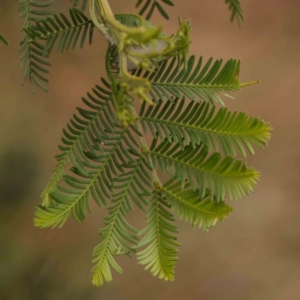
24 8 95 56
136 0 174 20
142 55 246 105
18 0 54 92
136 190 179 281
71 0 89 12
140 98 272 157
135 0 244 24
162 180 234 231
225 0 244 26
150 139 259 202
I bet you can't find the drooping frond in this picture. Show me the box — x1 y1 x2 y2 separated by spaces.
136 0 174 20
32 0 272 288
225 0 244 26
18 0 54 92
24 8 95 56
39 79 114 208
136 190 179 281
35 76 146 228
92 155 153 286
162 179 233 231
143 55 251 105
150 139 259 202
71 0 88 12
35 126 134 228
35 121 142 228
140 97 272 157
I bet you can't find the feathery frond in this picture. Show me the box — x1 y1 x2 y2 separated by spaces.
35 78 143 228
31 0 272 287
143 55 249 105
162 179 233 231
140 97 272 157
18 0 54 92
136 0 174 20
92 155 153 286
225 0 244 26
35 126 132 228
24 8 95 56
150 139 259 202
35 121 144 229
39 79 114 208
71 0 89 12
137 190 179 281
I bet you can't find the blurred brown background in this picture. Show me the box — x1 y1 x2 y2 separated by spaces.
0 0 299 299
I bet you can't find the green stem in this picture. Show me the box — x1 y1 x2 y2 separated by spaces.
89 0 111 38
94 0 114 19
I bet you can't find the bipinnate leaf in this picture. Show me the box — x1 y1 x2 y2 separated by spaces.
32 1 271 288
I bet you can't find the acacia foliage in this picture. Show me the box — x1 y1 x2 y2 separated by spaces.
20 0 273 286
